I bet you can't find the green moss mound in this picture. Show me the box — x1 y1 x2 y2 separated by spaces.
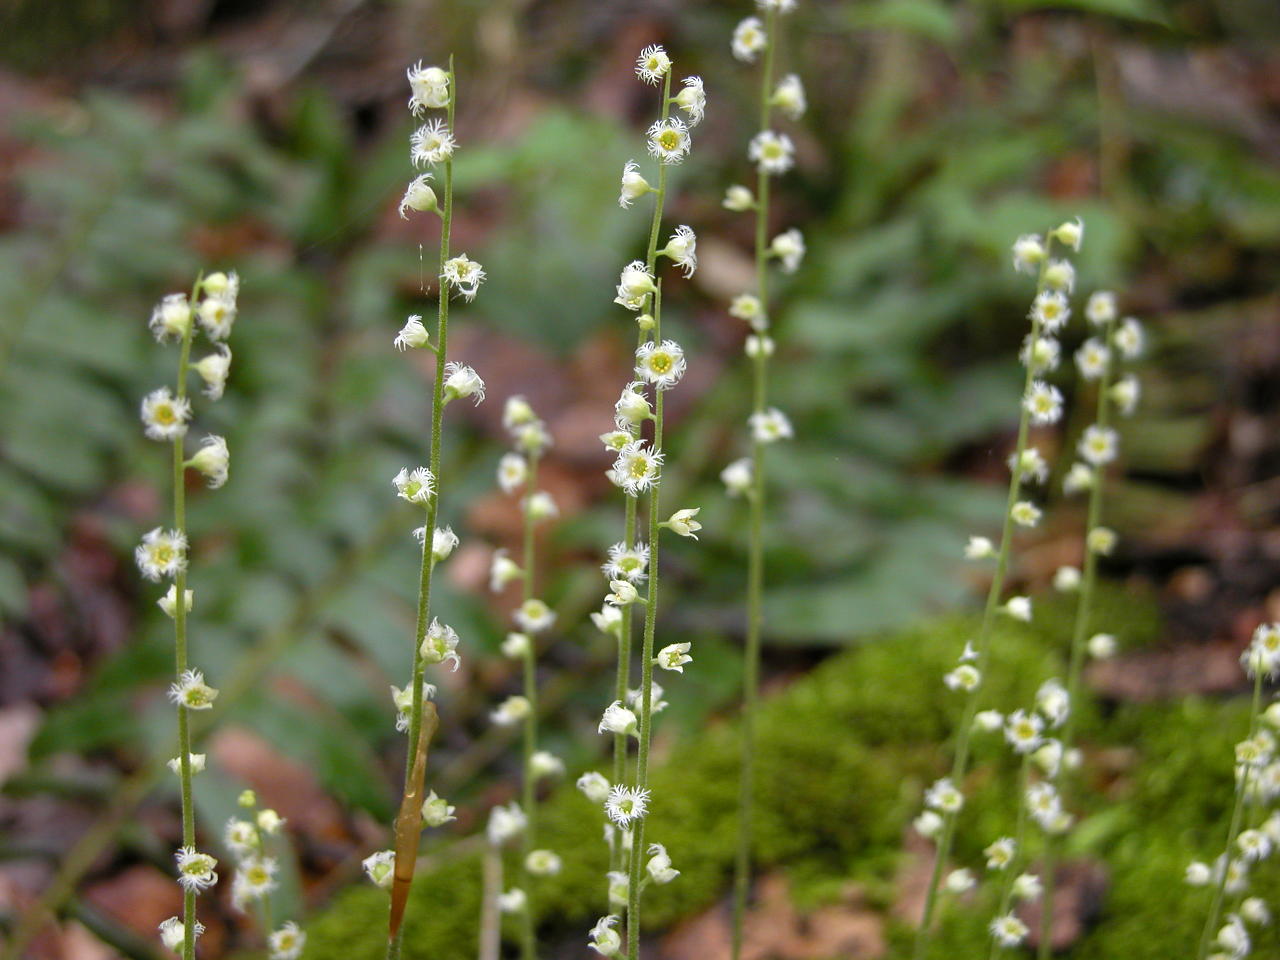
303 588 1262 959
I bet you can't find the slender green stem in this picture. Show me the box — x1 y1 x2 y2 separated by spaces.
172 274 201 960
389 56 456 960
732 12 778 958
610 492 638 876
987 758 1032 960
1037 314 1118 959
1197 670 1264 960
913 244 1055 960
520 453 541 960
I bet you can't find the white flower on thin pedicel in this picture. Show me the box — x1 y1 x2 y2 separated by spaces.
159 916 206 953
442 254 485 301
187 435 229 489
1011 234 1046 274
749 130 795 175
490 549 523 592
732 16 767 62
1079 425 1118 466
603 541 650 583
268 921 306 960
399 173 438 218
635 44 671 84
421 791 456 827
722 458 754 497
771 74 806 120
363 850 395 889
729 293 765 329
614 440 663 496
168 669 218 710
924 777 963 813
577 772 611 804
193 344 232 399
605 785 651 826
1115 317 1144 359
749 407 793 443
1029 290 1070 334
588 915 622 956
198 293 237 340
655 642 693 672
598 701 639 738
515 598 556 633
635 339 688 390
411 118 456 165
662 226 698 277
395 315 430 350
175 847 219 892
149 293 192 342
1086 291 1117 326
487 803 527 845
443 361 485 404
1023 380 1063 425
420 618 461 671
618 160 651 209
497 452 529 494
646 118 692 164
136 527 187 581
393 466 435 505
647 842 680 883
674 76 706 125
615 260 657 311
491 695 531 727
141 388 192 442
407 62 449 113
770 228 805 273
1075 337 1110 381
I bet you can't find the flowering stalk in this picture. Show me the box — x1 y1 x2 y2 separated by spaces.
913 224 1081 958
1189 625 1280 960
224 790 307 959
491 397 559 960
138 268 237 959
723 3 804 956
582 41 703 960
1036 289 1143 958
379 56 483 960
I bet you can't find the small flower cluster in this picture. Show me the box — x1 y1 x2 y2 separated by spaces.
1189 623 1280 960
221 790 306 958
139 270 239 957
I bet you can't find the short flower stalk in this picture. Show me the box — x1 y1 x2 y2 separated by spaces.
139 268 239 959
723 3 803 956
381 55 482 960
913 223 1082 958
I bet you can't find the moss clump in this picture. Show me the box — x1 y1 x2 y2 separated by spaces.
303 595 1257 960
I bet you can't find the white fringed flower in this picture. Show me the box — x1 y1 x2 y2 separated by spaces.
607 579 639 607
491 695 531 727
770 228 805 273
662 225 698 277
526 848 562 877
167 752 205 775
578 772 611 803
647 117 692 164
614 440 664 495
647 842 680 883
420 526 458 562
603 541 650 583
749 130 795 175
1079 425 1118 465
187 435 229 488
591 603 622 636
136 527 187 581
665 507 701 538
141 388 192 441
619 160 651 208
490 549 523 592
655 642 693 672
268 921 307 960
515 598 556 633
1010 500 1041 528
1115 317 1144 359
1086 290 1117 326
674 76 706 125
1111 375 1140 416
1053 217 1084 252
1088 633 1117 659
1023 380 1063 425
1004 596 1032 621
499 889 527 913
914 811 943 838
771 74 806 119
605 784 650 825
723 184 755 211
399 173 438 218
395 315 430 351
363 850 395 889
745 334 775 358
149 293 192 342
1075 337 1110 380
991 914 1029 947
225 819 256 857
232 857 279 908
749 407 793 443
1009 447 1048 484
159 916 205 953
198 293 237 340
411 119 456 165
945 868 975 893
943 664 981 692
168 669 218 710
758 0 798 10
732 17 767 62
501 632 531 658
487 803 528 845
1054 566 1081 591
925 777 964 813
976 709 1004 732
192 345 232 399
1029 290 1070 333
407 62 450 113
635 44 671 84
729 293 765 329
1087 526 1117 555
1020 334 1060 373
722 458 754 497
530 751 565 780
497 452 529 494
1063 462 1095 495
1011 234 1046 274
1043 258 1075 293
965 536 995 560
443 362 485 404
1036 679 1070 727
615 260 657 311
175 846 219 892
598 701 639 738
393 466 436 504
985 837 1016 870
442 254 485 301
420 618 461 671
588 915 622 956
523 491 557 521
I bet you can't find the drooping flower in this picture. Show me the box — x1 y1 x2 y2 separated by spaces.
443 361 486 404
588 915 622 956
187 435 229 488
655 642 693 672
487 803 527 845
168 669 219 710
399 173 439 218
490 549 523 592
674 76 707 125
363 850 395 889
665 507 702 538
662 226 698 277
192 344 232 399
394 314 430 351
577 772 612 803
198 293 237 340
420 618 461 671
490 695 531 727
770 228 805 273
159 916 206 954
525 849 562 876
618 160 651 208
407 61 450 113
647 842 680 883
614 260 657 311
598 701 639 738
1011 234 1046 274
722 458 754 497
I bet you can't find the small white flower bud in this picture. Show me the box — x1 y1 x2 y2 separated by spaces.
723 185 755 211
577 772 611 804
